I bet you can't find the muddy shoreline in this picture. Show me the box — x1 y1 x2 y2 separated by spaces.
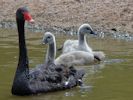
0 0 133 35
1 21 133 42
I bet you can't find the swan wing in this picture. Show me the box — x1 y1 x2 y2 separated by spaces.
63 40 79 53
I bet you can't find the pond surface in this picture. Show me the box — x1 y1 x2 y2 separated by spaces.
0 29 133 100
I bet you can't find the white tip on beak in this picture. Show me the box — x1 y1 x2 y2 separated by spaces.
42 41 45 44
29 19 35 23
42 42 45 44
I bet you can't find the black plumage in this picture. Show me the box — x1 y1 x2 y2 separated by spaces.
11 7 85 96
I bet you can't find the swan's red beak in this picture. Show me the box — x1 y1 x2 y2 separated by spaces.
23 12 34 23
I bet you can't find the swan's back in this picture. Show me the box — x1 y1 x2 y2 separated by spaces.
13 61 85 95
63 40 79 53
63 39 93 53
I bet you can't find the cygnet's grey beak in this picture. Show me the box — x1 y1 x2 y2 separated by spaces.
42 41 45 44
42 38 48 44
90 30 97 35
42 38 45 44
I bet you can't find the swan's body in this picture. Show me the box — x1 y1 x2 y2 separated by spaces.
12 7 85 96
43 32 95 67
55 51 94 66
62 24 105 61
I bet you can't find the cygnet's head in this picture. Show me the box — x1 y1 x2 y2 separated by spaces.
42 32 55 44
78 24 96 35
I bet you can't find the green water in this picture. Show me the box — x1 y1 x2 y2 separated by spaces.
0 29 133 100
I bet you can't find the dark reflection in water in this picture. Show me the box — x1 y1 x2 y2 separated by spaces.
0 29 133 100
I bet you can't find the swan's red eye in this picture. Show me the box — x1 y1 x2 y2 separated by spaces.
23 12 34 22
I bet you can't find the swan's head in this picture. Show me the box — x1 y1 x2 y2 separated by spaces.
78 24 96 35
16 7 34 23
43 32 55 45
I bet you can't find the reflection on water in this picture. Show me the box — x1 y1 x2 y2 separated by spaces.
0 29 133 100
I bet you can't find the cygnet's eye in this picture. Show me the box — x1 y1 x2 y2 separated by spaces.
86 27 90 30
47 36 51 39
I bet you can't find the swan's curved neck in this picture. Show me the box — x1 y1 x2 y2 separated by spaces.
78 32 87 45
16 19 29 74
45 40 56 63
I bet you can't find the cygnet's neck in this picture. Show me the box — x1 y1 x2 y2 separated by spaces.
78 32 87 46
45 41 56 64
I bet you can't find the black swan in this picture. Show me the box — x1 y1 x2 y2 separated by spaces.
11 7 85 96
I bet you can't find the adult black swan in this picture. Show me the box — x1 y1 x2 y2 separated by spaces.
11 7 85 96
